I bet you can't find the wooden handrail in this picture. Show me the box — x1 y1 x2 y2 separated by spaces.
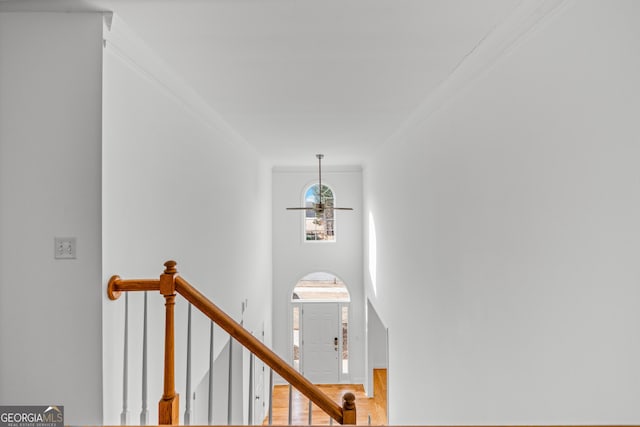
107 277 160 300
108 261 356 425
175 275 346 424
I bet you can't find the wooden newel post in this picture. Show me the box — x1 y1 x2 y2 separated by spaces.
159 260 180 425
342 392 356 424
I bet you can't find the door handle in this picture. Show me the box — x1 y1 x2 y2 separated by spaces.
334 337 338 351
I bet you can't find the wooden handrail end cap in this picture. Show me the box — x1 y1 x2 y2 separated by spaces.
342 392 356 424
107 275 122 300
163 260 177 274
342 391 356 408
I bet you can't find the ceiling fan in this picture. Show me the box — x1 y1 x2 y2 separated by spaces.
286 154 353 215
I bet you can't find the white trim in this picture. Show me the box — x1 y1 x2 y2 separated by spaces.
288 272 353 384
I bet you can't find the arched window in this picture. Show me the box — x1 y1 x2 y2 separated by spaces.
304 183 335 241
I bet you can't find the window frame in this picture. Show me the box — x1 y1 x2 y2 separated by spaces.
301 181 339 243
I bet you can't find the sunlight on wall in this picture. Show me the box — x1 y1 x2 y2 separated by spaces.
368 211 377 296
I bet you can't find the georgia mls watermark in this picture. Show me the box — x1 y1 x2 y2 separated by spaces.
0 406 63 427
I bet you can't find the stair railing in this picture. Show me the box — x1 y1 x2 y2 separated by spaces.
108 260 357 425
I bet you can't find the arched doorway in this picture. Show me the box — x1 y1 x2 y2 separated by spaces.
291 272 350 383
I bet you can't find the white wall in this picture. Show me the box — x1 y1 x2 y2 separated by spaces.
102 17 272 425
364 0 640 424
0 12 103 425
368 306 387 370
366 299 387 398
272 166 364 384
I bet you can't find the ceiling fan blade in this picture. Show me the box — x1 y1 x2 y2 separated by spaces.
285 155 353 214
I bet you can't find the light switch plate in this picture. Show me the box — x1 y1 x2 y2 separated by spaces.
55 237 76 259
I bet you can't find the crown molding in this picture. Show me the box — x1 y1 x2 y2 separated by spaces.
380 0 573 150
102 13 255 152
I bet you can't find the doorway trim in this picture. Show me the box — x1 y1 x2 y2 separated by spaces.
289 272 351 383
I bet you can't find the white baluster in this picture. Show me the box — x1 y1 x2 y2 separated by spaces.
268 369 273 425
248 353 254 425
120 293 129 425
140 291 149 425
287 384 292 426
184 303 192 425
208 321 214 425
227 338 233 425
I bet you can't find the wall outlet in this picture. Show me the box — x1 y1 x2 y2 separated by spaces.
55 237 76 259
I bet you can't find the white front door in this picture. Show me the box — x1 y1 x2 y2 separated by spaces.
301 302 340 383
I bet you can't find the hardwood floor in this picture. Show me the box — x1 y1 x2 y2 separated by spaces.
372 368 387 425
264 370 387 425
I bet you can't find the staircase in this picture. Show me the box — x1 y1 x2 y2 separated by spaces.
108 260 357 426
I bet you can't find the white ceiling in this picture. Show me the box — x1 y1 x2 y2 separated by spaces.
1 0 521 165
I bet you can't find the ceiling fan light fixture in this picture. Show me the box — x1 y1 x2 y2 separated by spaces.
286 154 353 215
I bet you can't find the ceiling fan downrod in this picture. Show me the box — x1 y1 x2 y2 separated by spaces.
317 153 323 207
285 154 353 213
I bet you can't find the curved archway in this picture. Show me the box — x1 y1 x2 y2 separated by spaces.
291 272 351 381
291 271 350 302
